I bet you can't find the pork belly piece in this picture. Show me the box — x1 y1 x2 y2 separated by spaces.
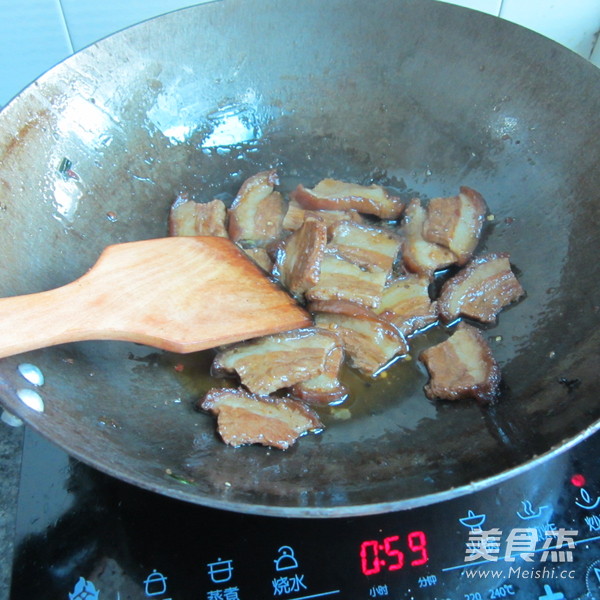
438 253 525 324
282 199 363 231
200 387 322 449
212 328 341 396
305 254 387 309
375 275 438 336
168 196 228 237
290 344 348 405
419 322 500 403
328 221 401 275
422 186 487 265
228 170 284 245
274 215 327 299
243 247 273 272
291 178 404 219
314 310 408 376
308 298 376 319
401 198 457 277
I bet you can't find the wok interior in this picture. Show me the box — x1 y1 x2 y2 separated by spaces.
0 0 599 516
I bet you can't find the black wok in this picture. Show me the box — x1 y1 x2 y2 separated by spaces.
0 0 599 517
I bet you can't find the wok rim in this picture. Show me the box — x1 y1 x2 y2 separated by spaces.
7 396 598 518
1 0 600 519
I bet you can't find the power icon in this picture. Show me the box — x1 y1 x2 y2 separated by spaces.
585 559 600 598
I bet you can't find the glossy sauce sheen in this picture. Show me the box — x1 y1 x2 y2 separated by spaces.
170 178 511 438
172 317 451 429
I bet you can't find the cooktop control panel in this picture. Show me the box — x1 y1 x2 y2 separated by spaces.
10 429 600 599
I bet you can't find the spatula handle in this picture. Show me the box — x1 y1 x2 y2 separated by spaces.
0 280 103 359
0 237 312 359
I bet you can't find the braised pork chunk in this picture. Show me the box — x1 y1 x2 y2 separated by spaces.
169 196 228 237
314 310 407 376
200 388 322 449
422 187 487 265
282 199 363 232
438 253 525 324
168 171 525 449
291 178 404 219
419 322 500 403
401 198 457 277
212 328 342 396
375 275 438 336
327 221 401 275
290 344 348 405
274 215 327 299
242 247 273 272
228 170 284 245
305 254 387 309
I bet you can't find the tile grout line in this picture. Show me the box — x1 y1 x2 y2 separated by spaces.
589 29 600 62
55 0 75 55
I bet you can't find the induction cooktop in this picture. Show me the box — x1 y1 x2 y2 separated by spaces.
10 427 600 600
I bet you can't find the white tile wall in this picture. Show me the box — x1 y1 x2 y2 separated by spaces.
443 0 600 62
440 0 502 16
499 0 600 59
592 34 600 66
0 0 73 107
0 0 599 108
60 0 207 51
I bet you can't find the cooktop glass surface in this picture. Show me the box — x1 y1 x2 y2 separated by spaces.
10 428 600 600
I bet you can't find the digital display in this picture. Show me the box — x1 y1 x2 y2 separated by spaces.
359 531 429 576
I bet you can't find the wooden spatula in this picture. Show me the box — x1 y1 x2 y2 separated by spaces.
0 236 312 358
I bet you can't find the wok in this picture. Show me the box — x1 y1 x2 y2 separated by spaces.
0 0 599 518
